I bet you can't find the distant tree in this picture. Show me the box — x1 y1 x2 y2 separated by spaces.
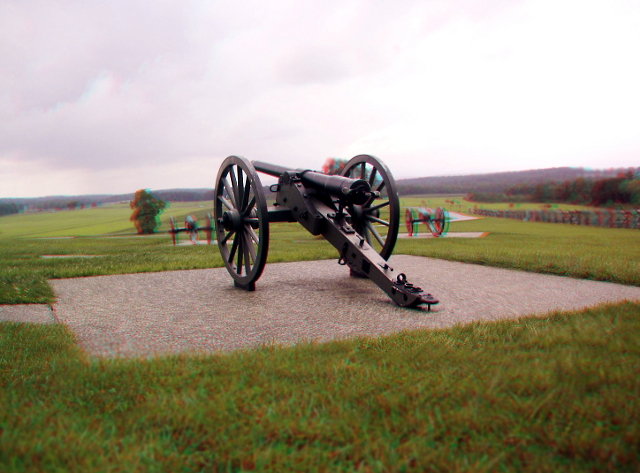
569 177 592 204
532 183 553 202
129 189 167 234
0 202 21 216
322 158 349 175
622 179 640 205
591 177 630 206
553 180 572 202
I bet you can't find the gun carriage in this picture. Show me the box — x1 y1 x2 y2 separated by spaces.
214 155 439 310
405 207 450 237
169 213 215 245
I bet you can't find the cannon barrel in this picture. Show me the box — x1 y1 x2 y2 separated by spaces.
253 161 290 178
253 160 371 205
300 171 371 204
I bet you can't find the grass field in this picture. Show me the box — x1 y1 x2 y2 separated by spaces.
0 202 213 238
2 302 639 471
401 195 599 212
1 196 640 471
1 199 638 304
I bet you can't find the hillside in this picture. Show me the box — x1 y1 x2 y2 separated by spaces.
395 167 632 195
1 166 636 211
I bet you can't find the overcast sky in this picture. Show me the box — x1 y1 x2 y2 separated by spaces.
1 0 639 198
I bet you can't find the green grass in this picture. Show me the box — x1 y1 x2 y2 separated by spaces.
2 195 640 471
0 202 214 238
396 217 640 286
1 200 639 304
1 302 639 471
463 202 600 212
0 201 339 303
0 224 340 304
400 195 599 212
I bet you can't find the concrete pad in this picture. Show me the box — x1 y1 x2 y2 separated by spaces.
49 256 640 358
448 212 479 221
0 304 55 324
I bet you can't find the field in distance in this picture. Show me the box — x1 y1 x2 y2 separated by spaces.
0 195 638 304
401 195 602 213
0 202 212 239
0 195 611 239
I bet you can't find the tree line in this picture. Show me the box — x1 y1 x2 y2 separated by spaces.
0 202 22 216
466 170 640 206
395 166 635 196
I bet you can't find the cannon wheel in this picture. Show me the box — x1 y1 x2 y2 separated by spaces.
341 154 400 260
214 156 269 291
405 207 420 237
439 207 450 235
431 207 449 237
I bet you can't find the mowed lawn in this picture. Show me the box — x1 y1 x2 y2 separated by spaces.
1 198 640 471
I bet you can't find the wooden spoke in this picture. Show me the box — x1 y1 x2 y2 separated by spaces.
228 234 239 265
245 228 257 262
364 200 390 214
366 221 386 247
229 167 240 208
220 229 234 245
368 167 377 186
222 176 236 208
367 215 390 226
236 167 245 209
219 195 234 210
243 196 256 217
242 236 252 275
363 225 373 246
246 226 260 245
241 174 252 211
236 232 244 275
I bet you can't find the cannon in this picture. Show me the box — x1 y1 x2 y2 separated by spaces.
405 207 450 237
169 213 215 245
214 155 439 310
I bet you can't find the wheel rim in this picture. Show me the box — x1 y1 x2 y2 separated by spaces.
214 156 269 287
440 207 450 236
341 155 400 260
433 207 444 235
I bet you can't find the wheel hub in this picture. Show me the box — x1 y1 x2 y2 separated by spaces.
221 209 243 232
349 204 379 225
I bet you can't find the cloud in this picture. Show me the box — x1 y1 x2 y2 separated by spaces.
0 0 639 197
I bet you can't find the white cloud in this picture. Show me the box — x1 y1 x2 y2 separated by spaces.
0 0 638 197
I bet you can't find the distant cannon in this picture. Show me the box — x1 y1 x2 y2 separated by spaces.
169 214 215 245
213 154 439 309
405 207 450 237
